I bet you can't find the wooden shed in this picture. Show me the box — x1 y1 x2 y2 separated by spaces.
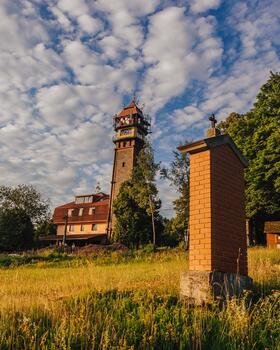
264 221 280 248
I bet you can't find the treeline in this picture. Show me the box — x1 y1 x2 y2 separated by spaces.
0 185 55 251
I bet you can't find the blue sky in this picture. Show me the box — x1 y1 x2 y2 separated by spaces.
0 0 279 215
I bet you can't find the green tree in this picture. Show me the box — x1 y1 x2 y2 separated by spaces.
35 219 57 240
218 72 280 242
0 209 34 251
161 150 190 246
0 185 50 225
113 141 162 248
0 185 51 249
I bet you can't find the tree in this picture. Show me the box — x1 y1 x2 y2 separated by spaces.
34 219 57 240
0 185 51 250
161 150 190 246
113 182 151 248
218 72 280 243
0 208 34 251
113 141 162 248
0 185 50 225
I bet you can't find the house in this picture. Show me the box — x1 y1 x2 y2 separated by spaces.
41 192 109 244
264 220 280 248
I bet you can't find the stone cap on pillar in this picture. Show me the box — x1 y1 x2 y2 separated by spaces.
177 134 248 167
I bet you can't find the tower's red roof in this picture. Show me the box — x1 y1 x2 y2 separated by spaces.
117 100 142 118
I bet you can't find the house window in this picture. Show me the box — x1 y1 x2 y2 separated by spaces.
68 209 74 217
80 224 84 232
75 196 93 204
122 162 125 167
92 224 98 231
69 224 74 232
89 207 96 215
78 208 84 216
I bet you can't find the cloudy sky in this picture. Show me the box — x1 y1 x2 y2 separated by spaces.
0 0 279 215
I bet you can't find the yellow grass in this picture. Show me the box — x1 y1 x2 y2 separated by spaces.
0 255 185 311
0 247 279 312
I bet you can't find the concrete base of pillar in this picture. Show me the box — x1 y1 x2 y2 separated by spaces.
180 271 253 304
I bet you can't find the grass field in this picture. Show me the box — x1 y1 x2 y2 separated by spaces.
0 247 279 349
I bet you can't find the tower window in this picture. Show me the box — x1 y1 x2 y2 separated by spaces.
123 141 126 147
80 224 84 231
122 162 125 167
92 224 98 231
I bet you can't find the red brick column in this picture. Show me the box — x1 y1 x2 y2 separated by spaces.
210 144 247 276
188 141 248 275
189 150 212 271
178 134 251 303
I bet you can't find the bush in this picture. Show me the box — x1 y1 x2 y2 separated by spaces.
0 209 34 251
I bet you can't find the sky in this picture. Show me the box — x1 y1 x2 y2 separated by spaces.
0 0 279 216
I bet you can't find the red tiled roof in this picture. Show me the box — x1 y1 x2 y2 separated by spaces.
117 100 143 118
53 196 109 224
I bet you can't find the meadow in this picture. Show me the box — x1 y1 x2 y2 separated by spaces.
0 247 279 349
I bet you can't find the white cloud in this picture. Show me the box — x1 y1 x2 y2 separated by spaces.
77 14 103 35
190 0 221 14
57 0 89 18
167 0 280 136
140 8 222 114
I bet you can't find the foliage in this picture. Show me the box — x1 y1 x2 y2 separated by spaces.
34 219 57 240
1 290 279 350
217 72 280 219
0 184 50 225
113 182 152 248
0 209 34 251
113 141 162 248
161 150 190 245
161 216 186 247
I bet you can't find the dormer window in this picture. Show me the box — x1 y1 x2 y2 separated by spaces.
89 207 96 215
75 196 93 204
68 209 74 217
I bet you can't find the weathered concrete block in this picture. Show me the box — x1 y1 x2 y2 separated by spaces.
180 271 253 304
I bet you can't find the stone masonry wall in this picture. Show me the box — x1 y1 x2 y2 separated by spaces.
110 139 142 228
113 141 135 200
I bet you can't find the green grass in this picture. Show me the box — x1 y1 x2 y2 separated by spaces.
0 247 279 349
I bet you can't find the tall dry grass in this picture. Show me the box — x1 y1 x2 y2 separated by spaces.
0 247 279 349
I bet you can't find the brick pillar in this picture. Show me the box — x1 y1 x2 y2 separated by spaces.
189 150 212 272
178 134 252 303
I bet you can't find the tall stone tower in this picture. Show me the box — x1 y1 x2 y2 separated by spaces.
107 100 150 238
